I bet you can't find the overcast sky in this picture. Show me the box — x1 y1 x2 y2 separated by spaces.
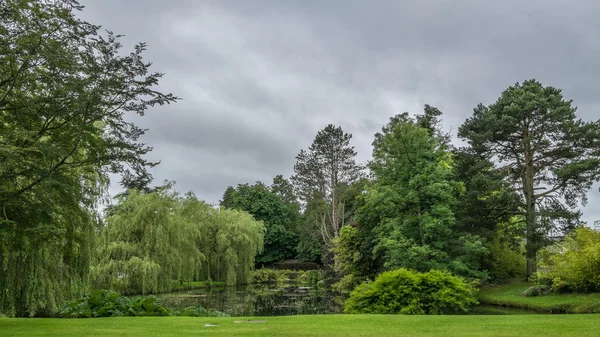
79 0 600 226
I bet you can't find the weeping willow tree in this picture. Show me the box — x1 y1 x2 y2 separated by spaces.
0 0 177 316
93 190 265 293
0 167 103 317
92 189 202 294
180 194 265 286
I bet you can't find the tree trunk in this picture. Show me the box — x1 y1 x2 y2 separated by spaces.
524 132 537 280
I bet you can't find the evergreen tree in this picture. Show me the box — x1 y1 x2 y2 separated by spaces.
291 125 363 241
458 79 600 278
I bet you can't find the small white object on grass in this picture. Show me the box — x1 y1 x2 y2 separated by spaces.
204 324 218 327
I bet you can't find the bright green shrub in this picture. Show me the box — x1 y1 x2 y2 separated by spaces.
332 274 362 295
249 268 283 284
537 227 600 293
486 236 526 281
344 268 478 315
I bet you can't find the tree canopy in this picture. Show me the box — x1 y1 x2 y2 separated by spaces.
0 0 176 316
356 108 487 279
458 79 600 278
95 188 265 292
221 181 298 265
291 124 363 242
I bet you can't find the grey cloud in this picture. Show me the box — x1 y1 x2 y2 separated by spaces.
79 0 600 223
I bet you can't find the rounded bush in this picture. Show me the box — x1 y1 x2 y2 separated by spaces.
344 268 478 315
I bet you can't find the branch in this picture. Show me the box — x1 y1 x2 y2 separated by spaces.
9 103 90 197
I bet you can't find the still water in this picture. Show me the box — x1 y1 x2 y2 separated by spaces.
157 284 541 317
157 284 342 316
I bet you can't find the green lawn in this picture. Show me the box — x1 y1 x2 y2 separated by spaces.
478 281 600 313
2 315 600 337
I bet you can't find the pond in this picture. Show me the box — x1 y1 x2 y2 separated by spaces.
157 284 343 316
157 283 542 316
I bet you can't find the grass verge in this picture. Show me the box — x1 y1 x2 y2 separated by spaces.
478 281 600 313
2 315 600 336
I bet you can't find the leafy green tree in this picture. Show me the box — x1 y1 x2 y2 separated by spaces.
359 107 487 279
270 175 299 206
95 189 265 291
295 197 326 262
291 124 363 242
93 189 201 295
180 195 265 286
269 175 302 234
0 0 176 316
458 79 600 278
221 182 298 264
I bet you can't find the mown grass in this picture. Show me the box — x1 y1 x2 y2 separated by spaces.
170 280 226 292
478 281 600 313
2 315 600 336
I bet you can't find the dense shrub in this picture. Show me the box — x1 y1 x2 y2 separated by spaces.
344 269 478 315
60 290 228 318
332 274 362 295
486 236 526 282
523 285 551 297
536 227 600 293
249 269 282 284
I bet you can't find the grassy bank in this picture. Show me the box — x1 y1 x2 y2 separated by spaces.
2 315 600 336
478 281 600 313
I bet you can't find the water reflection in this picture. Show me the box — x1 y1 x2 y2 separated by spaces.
157 284 342 316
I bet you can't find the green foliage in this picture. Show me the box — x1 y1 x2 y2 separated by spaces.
486 237 526 282
295 196 326 262
332 274 362 295
221 181 298 264
358 107 487 279
248 268 324 287
537 227 600 293
484 220 527 282
344 268 478 315
332 226 360 273
175 194 265 286
296 238 324 262
92 188 202 294
94 188 265 292
523 285 551 297
452 149 522 240
0 0 177 317
249 269 282 284
292 124 363 242
458 79 600 278
59 290 228 318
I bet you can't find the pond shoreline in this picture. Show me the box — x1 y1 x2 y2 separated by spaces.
155 283 557 317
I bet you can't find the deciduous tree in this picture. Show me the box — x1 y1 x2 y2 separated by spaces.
0 0 177 316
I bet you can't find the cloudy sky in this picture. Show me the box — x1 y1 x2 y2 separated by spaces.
79 0 600 226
